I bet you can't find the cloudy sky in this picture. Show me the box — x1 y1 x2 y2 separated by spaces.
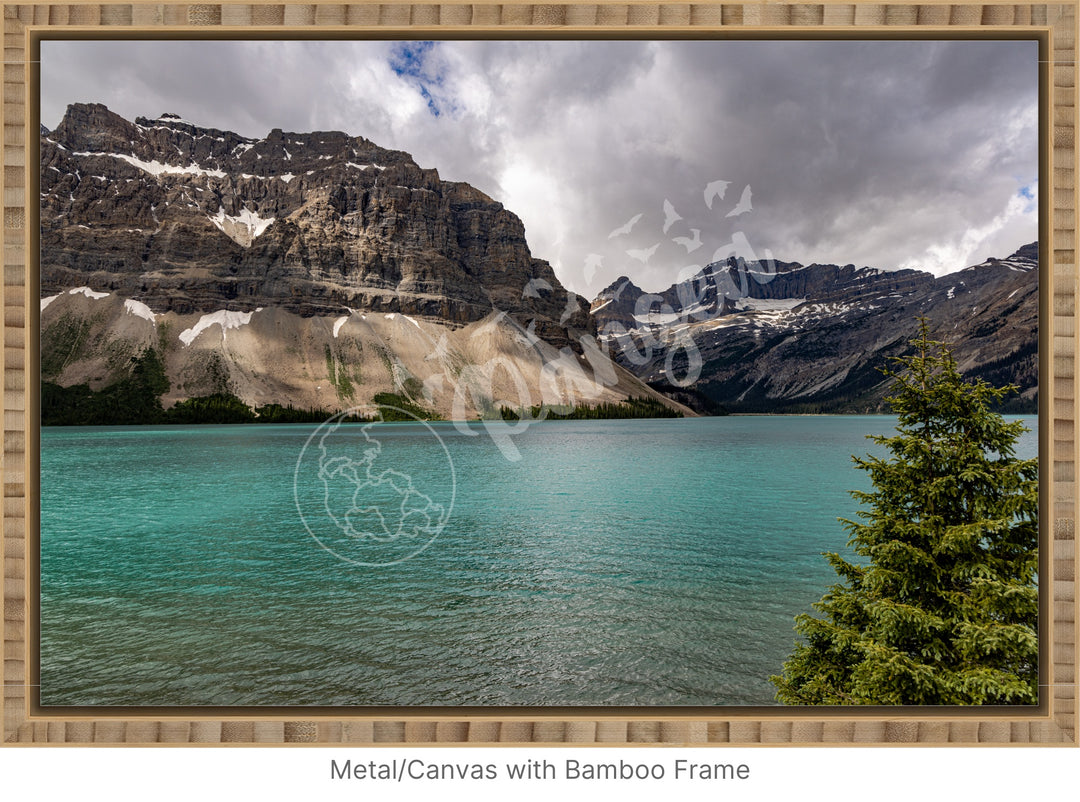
41 38 1038 298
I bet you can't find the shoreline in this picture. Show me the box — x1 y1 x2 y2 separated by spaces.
40 409 1040 429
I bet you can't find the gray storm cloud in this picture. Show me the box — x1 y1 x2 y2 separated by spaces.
41 38 1038 298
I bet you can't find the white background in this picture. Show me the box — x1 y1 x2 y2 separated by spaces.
2 745 1077 801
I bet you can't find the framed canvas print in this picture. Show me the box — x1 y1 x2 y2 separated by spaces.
1 2 1076 747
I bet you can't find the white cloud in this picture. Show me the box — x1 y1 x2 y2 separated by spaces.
898 186 1038 277
41 39 1039 298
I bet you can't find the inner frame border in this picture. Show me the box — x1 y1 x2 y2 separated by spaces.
2 1 1076 746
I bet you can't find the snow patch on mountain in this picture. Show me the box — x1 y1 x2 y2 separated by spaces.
208 206 275 247
153 114 198 127
591 298 614 313
733 297 805 312
123 298 156 322
77 151 228 179
634 310 682 326
69 286 109 300
179 308 262 346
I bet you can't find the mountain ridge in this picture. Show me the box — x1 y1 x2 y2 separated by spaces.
591 242 1038 414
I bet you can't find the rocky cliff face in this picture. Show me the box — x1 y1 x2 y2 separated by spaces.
40 104 681 420
594 243 1038 413
41 103 589 340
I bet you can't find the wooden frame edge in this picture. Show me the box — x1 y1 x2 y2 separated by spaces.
2 1 1076 746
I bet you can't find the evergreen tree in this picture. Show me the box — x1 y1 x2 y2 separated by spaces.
41 347 170 425
771 320 1038 704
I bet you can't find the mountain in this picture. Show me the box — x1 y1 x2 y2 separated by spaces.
40 103 1037 420
40 103 684 420
592 243 1038 413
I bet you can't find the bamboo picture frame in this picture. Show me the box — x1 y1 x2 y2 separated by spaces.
1 1 1076 746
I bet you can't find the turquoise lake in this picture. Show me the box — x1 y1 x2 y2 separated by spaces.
39 415 1038 707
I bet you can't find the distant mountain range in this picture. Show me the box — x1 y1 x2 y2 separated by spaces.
40 103 1037 420
591 242 1038 413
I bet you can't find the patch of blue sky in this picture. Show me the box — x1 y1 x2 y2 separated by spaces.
388 41 458 119
1018 181 1037 214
